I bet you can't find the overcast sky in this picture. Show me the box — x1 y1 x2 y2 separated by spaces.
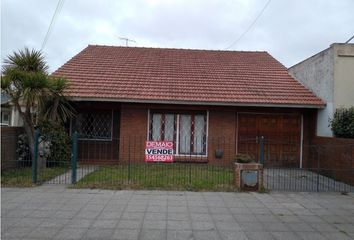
1 0 353 73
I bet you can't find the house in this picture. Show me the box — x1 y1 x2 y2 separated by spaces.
53 45 324 167
289 43 354 137
1 92 23 126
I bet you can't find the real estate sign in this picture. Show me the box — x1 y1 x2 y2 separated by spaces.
145 141 174 162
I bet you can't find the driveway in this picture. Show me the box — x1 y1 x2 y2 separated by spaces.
1 186 354 240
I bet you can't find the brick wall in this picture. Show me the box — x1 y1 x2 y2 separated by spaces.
307 137 354 186
119 104 148 163
1 127 23 170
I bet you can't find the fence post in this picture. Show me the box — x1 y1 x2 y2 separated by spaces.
71 131 78 184
128 137 131 182
260 136 265 165
317 145 320 192
32 130 39 184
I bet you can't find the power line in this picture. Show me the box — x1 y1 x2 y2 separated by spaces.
225 0 271 50
41 0 65 50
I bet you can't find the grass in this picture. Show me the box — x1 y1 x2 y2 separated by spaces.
74 164 236 191
1 166 68 187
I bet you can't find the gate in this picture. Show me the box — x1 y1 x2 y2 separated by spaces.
238 138 354 192
31 130 78 185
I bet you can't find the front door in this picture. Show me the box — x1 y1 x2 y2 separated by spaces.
237 113 301 167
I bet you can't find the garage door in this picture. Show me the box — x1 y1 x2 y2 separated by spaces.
237 113 301 167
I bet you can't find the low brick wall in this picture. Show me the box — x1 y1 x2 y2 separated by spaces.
234 163 263 191
1 127 23 170
309 137 354 186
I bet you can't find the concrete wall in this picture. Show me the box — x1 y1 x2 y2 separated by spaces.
333 44 354 109
288 47 334 137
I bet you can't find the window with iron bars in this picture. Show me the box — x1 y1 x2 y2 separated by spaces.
71 110 112 140
149 111 207 155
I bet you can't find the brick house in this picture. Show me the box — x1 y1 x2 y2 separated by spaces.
53 45 324 167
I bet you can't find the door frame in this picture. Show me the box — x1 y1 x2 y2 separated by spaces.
236 112 304 168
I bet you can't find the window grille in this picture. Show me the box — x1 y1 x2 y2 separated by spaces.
149 112 207 155
72 111 112 140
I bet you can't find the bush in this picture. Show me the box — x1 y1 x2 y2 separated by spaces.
234 153 254 163
39 121 71 166
330 107 354 139
16 134 31 165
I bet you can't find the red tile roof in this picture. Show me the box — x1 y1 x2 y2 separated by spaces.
53 45 324 107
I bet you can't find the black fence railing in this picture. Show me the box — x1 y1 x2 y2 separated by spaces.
1 131 353 192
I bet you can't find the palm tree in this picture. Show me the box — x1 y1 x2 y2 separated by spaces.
1 48 74 162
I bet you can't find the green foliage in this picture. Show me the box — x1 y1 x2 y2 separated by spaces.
234 153 254 163
74 164 235 191
1 167 67 187
16 134 31 163
330 107 354 138
39 121 71 164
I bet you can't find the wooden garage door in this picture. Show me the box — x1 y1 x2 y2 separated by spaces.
237 113 301 167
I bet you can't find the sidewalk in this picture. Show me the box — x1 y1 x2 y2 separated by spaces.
2 186 354 240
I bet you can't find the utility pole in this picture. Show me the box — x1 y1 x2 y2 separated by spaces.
119 37 136 47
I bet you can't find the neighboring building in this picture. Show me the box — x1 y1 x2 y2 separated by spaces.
1 92 23 126
289 43 354 137
53 45 324 167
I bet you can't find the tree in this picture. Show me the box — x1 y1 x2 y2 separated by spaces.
1 48 74 161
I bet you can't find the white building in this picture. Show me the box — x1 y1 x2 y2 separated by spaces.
288 43 354 137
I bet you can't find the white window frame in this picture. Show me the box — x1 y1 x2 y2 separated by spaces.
147 110 209 157
70 110 114 141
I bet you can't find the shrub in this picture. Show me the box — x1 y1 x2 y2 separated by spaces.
234 153 254 163
39 121 71 166
16 134 31 165
330 107 354 138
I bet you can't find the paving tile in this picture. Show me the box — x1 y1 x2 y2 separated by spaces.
335 223 354 233
39 218 70 228
92 219 118 228
167 230 193 240
54 227 88 240
245 231 275 240
113 229 140 240
192 221 216 231
215 220 242 231
190 213 213 221
97 210 122 219
117 220 142 229
167 220 192 230
233 214 258 222
239 222 265 231
53 210 78 219
1 227 35 239
142 220 167 230
167 212 190 221
219 230 248 240
296 231 328 240
27 227 61 239
193 230 221 240
139 229 166 240
144 212 166 220
121 212 144 220
188 206 209 213
83 227 114 239
271 231 302 240
66 219 94 228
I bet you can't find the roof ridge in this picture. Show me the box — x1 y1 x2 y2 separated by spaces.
87 44 268 54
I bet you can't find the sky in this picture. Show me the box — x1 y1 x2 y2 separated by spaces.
1 0 353 73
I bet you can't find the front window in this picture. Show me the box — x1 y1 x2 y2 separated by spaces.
72 110 112 140
149 111 207 155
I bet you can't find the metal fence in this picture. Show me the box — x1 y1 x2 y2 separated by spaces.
1 131 353 192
